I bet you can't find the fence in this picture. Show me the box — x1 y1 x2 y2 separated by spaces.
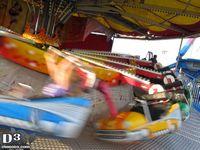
182 76 200 111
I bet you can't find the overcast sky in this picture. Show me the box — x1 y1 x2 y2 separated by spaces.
112 37 200 66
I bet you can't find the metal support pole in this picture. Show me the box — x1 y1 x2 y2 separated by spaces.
135 99 152 122
141 101 152 122
46 16 52 35
34 10 40 34
175 37 184 73
46 0 55 35
51 16 56 37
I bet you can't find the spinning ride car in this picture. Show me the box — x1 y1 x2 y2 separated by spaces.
95 87 191 142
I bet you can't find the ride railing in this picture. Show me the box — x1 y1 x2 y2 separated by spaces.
192 82 200 111
182 76 200 111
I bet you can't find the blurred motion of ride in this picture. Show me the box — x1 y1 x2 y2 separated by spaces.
95 85 192 142
0 28 193 143
0 28 93 139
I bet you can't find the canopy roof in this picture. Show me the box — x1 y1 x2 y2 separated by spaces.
26 0 200 39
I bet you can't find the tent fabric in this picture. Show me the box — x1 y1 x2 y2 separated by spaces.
1 0 200 40
27 0 200 40
61 34 113 51
74 0 200 39
58 16 88 42
59 17 112 42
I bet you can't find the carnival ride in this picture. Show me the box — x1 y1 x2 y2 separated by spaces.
0 0 200 148
0 96 91 138
0 29 192 143
65 49 191 142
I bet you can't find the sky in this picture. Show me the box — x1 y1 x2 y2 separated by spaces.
112 37 200 67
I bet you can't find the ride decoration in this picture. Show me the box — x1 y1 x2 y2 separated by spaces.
0 33 48 73
22 24 60 47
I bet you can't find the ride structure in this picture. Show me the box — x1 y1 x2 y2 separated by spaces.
163 38 200 82
0 29 192 142
0 0 199 145
64 49 191 142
